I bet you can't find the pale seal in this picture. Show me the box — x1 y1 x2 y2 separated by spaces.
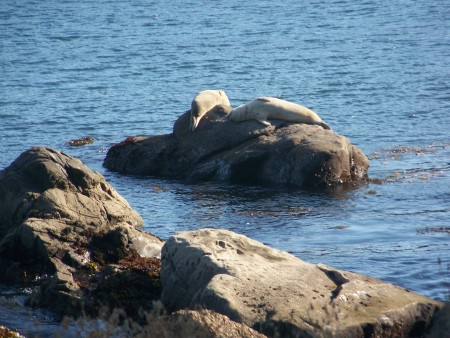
190 90 230 131
229 97 331 130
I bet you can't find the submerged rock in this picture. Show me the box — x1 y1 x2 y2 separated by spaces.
66 136 95 147
0 147 163 317
161 229 442 338
104 109 369 189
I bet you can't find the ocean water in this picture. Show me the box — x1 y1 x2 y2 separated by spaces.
1 0 449 334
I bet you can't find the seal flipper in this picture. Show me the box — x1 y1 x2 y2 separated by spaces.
256 119 271 126
190 114 199 131
190 103 200 131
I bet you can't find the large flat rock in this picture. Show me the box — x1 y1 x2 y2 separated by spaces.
161 229 442 337
104 109 369 189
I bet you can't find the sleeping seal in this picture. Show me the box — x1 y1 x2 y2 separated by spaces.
190 90 230 131
229 97 331 130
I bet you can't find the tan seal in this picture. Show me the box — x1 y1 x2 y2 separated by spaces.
229 97 331 130
190 90 230 131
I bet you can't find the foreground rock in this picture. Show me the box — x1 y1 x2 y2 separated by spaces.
161 229 443 337
0 326 23 338
60 308 266 337
104 109 369 189
427 302 450 338
0 147 163 317
159 309 267 338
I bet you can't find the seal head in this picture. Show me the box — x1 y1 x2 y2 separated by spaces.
190 90 230 131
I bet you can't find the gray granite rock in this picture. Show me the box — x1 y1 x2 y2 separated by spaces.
161 229 442 337
0 147 163 316
165 309 267 338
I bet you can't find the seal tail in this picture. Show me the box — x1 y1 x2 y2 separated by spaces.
318 121 331 130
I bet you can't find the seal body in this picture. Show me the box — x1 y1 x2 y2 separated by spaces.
190 90 230 131
229 97 331 130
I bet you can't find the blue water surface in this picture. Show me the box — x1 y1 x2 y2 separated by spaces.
1 0 449 334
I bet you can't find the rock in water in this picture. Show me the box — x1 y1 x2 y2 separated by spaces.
104 109 369 189
161 229 442 337
0 147 163 316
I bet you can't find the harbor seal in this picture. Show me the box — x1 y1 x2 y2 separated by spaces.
229 97 331 130
190 90 230 131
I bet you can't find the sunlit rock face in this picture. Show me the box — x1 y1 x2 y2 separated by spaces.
161 228 442 338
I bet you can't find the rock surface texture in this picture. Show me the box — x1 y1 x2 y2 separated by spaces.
104 109 369 189
0 147 163 316
161 229 443 338
162 309 267 338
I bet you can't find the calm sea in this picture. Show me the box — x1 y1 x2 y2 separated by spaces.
1 0 449 335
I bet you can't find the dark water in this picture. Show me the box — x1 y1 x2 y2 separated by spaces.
1 0 449 335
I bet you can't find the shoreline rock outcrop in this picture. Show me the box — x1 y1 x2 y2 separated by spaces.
161 228 443 338
103 109 369 189
0 147 163 317
0 147 446 337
